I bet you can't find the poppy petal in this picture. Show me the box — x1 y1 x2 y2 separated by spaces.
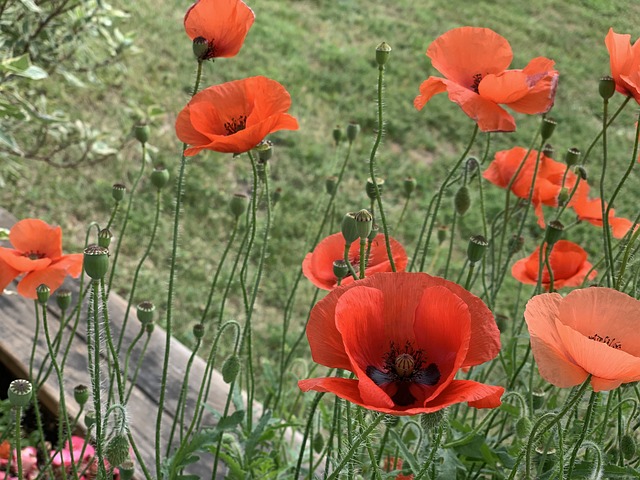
0 248 52 272
17 266 70 299
9 218 63 260
51 253 83 278
424 379 504 410
445 81 516 132
414 77 448 110
0 258 20 292
478 71 529 104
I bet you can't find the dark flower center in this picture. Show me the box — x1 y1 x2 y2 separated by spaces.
26 251 45 260
366 341 440 407
470 73 483 93
588 332 622 349
224 115 247 135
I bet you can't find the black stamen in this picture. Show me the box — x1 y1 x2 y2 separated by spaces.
224 115 247 135
470 73 483 93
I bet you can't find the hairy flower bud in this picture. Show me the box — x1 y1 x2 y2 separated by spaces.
222 355 241 384
341 212 359 245
106 434 130 467
454 186 471 215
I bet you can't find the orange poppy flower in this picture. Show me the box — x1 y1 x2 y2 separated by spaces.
298 272 504 415
0 219 83 299
512 240 596 290
302 232 408 290
571 196 634 239
483 147 587 227
184 0 255 60
175 76 299 155
525 287 640 391
384 457 414 480
414 27 558 132
604 28 640 103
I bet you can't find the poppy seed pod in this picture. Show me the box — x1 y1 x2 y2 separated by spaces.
346 122 360 143
557 188 569 207
376 41 392 67
575 165 588 181
98 228 112 248
366 177 384 200
466 156 479 174
106 434 130 467
112 183 126 202
454 186 471 215
83 245 109 280
420 409 446 430
325 176 338 195
332 126 343 146
354 209 373 240
56 289 72 311
193 323 205 339
437 225 448 245
133 124 149 144
544 220 564 245
531 389 546 409
255 140 273 162
84 410 96 429
403 177 417 197
36 284 50 305
136 301 155 324
467 235 488 264
222 355 241 383
564 147 581 167
540 117 557 141
73 385 89 406
230 193 249 219
341 212 359 245
599 75 616 100
332 259 349 281
150 166 170 190
8 379 32 408
368 223 380 242
146 322 155 334
542 143 554 159
118 459 135 480
192 36 209 60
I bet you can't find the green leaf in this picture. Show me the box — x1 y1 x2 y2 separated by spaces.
245 411 272 461
91 141 118 156
217 410 245 431
0 129 22 154
1 55 47 80
18 0 41 12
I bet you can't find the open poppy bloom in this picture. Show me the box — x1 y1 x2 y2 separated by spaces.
298 272 504 415
571 195 633 239
302 232 408 290
483 147 586 227
512 240 596 290
414 27 558 132
184 0 255 60
51 436 95 468
0 218 83 299
605 28 640 104
176 76 299 155
525 287 640 391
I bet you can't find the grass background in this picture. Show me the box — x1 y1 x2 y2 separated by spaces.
3 0 640 357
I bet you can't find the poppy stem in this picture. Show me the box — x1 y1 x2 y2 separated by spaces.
414 419 445 480
599 98 615 286
14 407 23 480
343 243 358 280
359 238 366 279
566 390 599 478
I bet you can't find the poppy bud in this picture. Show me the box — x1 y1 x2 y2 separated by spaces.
230 193 249 219
366 177 384 200
621 434 637 460
106 434 130 467
8 379 32 408
368 223 379 242
508 235 524 254
599 75 616 100
467 235 488 264
575 165 588 181
515 417 532 438
98 228 112 248
333 259 349 280
454 186 471 215
557 188 570 207
545 220 564 245
150 166 170 190
112 183 126 202
325 176 338 195
313 432 324 454
255 140 273 162
83 245 109 280
346 122 360 143
192 36 209 60
564 147 581 167
375 41 392 67
437 225 448 245
133 124 149 144
85 410 96 429
272 187 282 205
341 212 359 245
193 323 205 339
540 117 557 141
403 177 416 197
222 355 241 383
420 409 446 430
354 209 373 240
56 289 72 311
74 385 89 406
36 284 50 305
136 301 155 324
332 126 343 146
146 322 155 334
542 143 554 159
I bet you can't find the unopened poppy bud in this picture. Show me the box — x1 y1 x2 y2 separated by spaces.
146 322 155 334
354 209 373 239
599 75 616 100
368 223 379 241
375 41 392 67
112 183 126 202
325 176 338 195
150 166 170 190
230 193 249 219
119 459 135 480
366 177 384 200
255 140 273 162
540 117 557 141
545 220 564 245
85 411 96 429
508 235 524 254
341 212 359 245
437 225 448 245
193 323 205 339
454 186 471 215
36 284 50 305
346 122 360 143
467 235 488 264
531 389 546 409
332 126 343 146
333 259 349 280
621 434 637 459
564 147 581 167
106 434 130 467
98 228 112 248
575 165 588 180
515 417 532 438
222 355 241 383
192 36 209 60
557 188 570 207
542 143 554 159
83 245 109 280
272 187 282 205
56 289 72 311
136 301 155 324
133 124 149 144
8 379 32 408
420 409 446 430
74 385 89 406
403 177 416 197
313 432 324 454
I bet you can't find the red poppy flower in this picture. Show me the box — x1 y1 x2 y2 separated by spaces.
298 272 503 415
0 219 83 299
175 76 299 155
605 28 640 103
525 287 640 391
483 147 587 227
302 232 408 290
384 457 414 480
414 27 558 132
512 240 596 290
184 0 255 60
571 196 633 239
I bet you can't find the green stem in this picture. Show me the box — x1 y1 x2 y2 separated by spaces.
359 238 366 279
566 391 599 478
294 392 324 480
15 407 23 480
599 98 615 286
